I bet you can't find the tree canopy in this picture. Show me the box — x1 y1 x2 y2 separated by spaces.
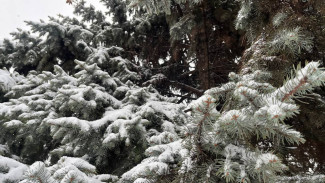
0 0 324 182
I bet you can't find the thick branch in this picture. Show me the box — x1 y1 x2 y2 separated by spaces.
168 80 204 95
177 70 197 79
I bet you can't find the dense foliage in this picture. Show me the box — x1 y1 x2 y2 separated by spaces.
0 0 324 182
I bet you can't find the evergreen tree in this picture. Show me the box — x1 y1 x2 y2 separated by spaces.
0 44 187 182
0 0 324 182
129 0 325 176
118 62 325 182
129 0 244 91
0 3 187 182
232 0 325 174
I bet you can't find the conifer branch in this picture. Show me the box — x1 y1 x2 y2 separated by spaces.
281 76 308 102
169 80 204 95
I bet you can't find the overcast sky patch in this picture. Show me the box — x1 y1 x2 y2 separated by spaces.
0 0 103 40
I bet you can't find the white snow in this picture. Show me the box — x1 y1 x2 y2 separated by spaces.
0 69 20 92
0 156 28 182
120 158 169 182
255 153 278 169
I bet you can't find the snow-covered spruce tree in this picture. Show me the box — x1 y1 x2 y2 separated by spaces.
76 0 186 98
127 0 325 175
1 0 325 182
118 61 325 182
0 14 95 77
233 0 325 174
0 3 188 182
0 42 188 182
128 0 243 91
